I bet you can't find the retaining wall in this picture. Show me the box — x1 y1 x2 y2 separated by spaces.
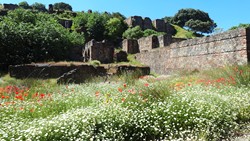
135 28 250 74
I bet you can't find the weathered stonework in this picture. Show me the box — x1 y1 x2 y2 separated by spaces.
135 28 250 75
83 39 114 63
58 19 73 28
138 36 159 52
165 22 176 35
69 46 83 61
158 34 172 47
152 19 166 32
122 39 139 54
114 51 128 62
9 63 150 84
143 17 153 30
3 4 18 10
125 16 144 29
48 4 53 14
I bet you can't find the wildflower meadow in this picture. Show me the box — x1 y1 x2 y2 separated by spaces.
0 65 250 140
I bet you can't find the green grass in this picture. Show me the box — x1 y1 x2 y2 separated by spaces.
173 25 197 39
0 66 250 140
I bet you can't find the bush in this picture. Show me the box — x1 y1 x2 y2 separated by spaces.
143 29 166 37
122 26 143 39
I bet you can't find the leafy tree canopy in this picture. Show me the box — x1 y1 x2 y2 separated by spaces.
229 23 250 30
18 1 31 9
172 8 217 34
105 17 127 40
53 2 72 11
31 2 47 12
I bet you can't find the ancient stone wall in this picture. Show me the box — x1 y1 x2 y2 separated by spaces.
124 16 175 34
122 35 186 54
135 28 250 74
138 36 159 52
9 63 150 84
58 19 73 28
122 39 139 54
83 39 114 63
3 4 18 10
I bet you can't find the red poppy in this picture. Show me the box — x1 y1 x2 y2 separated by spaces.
118 88 123 92
95 91 100 97
121 97 125 102
40 93 45 99
123 83 127 88
144 83 149 87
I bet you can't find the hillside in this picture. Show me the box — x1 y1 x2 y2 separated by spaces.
173 25 197 38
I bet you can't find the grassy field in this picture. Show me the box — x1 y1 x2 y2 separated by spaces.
0 65 250 140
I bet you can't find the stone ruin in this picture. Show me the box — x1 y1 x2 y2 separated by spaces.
9 63 150 84
122 34 186 54
125 16 176 35
3 4 18 10
58 19 73 28
83 39 114 63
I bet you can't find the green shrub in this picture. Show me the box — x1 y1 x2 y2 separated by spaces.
0 9 84 65
143 29 166 37
122 26 143 39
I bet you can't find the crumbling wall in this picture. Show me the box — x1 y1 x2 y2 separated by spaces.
135 28 250 74
58 19 73 28
125 16 175 34
3 4 18 10
122 39 139 54
83 39 114 63
138 36 159 52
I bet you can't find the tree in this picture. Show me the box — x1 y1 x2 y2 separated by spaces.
85 12 109 41
53 2 72 11
0 9 84 65
31 2 47 12
111 12 126 21
122 26 143 39
230 23 250 30
163 16 173 23
172 8 217 34
105 17 127 40
18 1 31 9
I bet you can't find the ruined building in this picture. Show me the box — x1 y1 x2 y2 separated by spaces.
122 34 186 54
83 39 114 63
125 16 176 35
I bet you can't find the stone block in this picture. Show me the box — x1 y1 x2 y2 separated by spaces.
152 19 166 32
125 16 143 29
138 36 159 52
3 4 18 10
122 39 139 54
158 34 172 47
58 19 73 28
143 17 153 30
83 39 114 63
115 51 128 62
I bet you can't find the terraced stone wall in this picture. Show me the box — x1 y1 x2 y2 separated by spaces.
135 28 250 74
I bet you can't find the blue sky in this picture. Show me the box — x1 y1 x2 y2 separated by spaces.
1 0 250 30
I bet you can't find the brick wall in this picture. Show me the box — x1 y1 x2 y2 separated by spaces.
135 28 250 74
